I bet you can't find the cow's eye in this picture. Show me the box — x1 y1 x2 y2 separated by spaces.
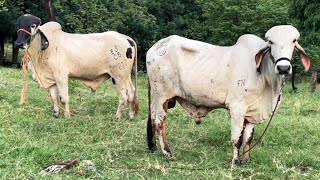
293 39 297 43
30 24 36 28
269 40 273 44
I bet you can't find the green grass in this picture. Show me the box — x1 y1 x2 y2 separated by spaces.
0 66 319 179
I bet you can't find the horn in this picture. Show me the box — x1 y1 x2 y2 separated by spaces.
294 42 310 72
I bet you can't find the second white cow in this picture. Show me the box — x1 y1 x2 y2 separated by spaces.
146 25 310 164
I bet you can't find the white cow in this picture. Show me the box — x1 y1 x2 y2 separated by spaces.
15 14 139 119
146 25 310 164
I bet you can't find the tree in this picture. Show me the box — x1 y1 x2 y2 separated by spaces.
197 0 289 45
41 0 56 21
54 0 157 70
289 1 320 72
0 0 47 66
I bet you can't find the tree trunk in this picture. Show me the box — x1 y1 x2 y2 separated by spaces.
309 71 318 93
0 34 4 65
291 68 297 91
12 38 20 68
41 0 56 21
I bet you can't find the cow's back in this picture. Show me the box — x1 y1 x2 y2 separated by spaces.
45 30 136 79
147 35 236 106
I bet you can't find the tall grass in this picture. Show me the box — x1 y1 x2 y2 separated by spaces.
0 67 319 179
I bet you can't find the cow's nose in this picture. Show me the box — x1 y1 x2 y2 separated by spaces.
277 65 291 74
14 41 27 49
14 41 23 48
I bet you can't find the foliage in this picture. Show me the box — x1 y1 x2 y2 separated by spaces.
0 68 320 179
53 0 156 70
0 0 7 12
197 0 290 45
289 0 320 72
1 0 319 71
290 0 320 46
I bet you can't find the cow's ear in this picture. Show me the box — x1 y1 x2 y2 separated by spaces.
294 42 310 72
255 44 270 69
38 29 49 50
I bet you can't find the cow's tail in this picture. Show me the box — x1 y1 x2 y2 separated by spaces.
133 39 139 116
147 77 155 151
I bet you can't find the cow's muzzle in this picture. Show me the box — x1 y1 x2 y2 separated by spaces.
275 57 292 74
14 41 28 49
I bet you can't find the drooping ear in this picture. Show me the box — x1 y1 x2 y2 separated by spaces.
38 29 49 50
294 42 310 72
255 43 271 68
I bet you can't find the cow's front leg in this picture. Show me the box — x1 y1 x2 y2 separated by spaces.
56 78 70 118
242 120 255 161
230 108 245 165
48 85 60 118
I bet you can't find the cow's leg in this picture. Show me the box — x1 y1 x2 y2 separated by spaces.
230 107 245 165
114 81 128 119
127 81 138 120
158 99 171 158
242 120 255 161
55 77 70 117
149 98 171 158
48 85 59 118
147 102 157 151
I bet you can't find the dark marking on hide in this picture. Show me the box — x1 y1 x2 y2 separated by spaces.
247 128 254 144
127 39 135 47
126 47 133 59
117 60 127 70
39 30 49 50
245 89 247 92
110 47 121 60
164 144 171 153
168 99 176 109
237 79 246 87
112 78 115 84
153 76 164 84
156 44 168 56
235 129 244 150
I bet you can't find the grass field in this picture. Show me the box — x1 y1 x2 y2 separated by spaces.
0 66 319 179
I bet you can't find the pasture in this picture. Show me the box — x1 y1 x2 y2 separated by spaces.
0 67 319 179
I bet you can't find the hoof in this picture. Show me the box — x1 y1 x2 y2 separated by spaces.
116 112 122 119
53 111 59 118
64 113 71 118
163 150 171 160
232 158 242 166
128 113 135 121
148 143 156 152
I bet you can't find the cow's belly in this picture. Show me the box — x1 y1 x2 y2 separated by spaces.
178 85 227 108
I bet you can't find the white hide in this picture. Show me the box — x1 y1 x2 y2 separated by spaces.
146 25 310 164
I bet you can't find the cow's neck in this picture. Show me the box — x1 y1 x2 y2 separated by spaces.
28 33 44 64
260 53 284 112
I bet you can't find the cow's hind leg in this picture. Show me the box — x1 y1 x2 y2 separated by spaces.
158 99 171 158
147 102 157 151
242 120 255 162
148 98 171 158
114 81 128 119
49 85 59 118
126 81 139 120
